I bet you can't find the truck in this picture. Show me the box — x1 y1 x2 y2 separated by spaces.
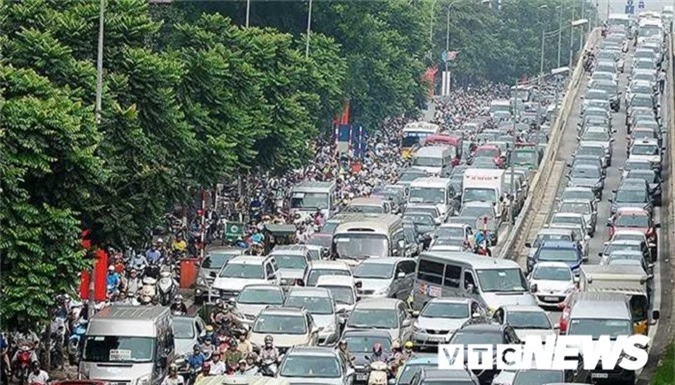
289 181 336 220
462 169 505 206
511 143 542 170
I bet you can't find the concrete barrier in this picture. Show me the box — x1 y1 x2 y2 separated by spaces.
498 28 602 260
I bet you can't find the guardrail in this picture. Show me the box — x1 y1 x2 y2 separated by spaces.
498 28 602 260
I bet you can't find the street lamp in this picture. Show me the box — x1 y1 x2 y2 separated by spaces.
246 0 251 27
569 19 589 67
557 5 563 68
305 0 313 58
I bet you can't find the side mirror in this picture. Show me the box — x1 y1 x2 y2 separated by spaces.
584 235 591 241
397 272 406 278
652 310 660 321
524 242 532 248
355 281 363 289
434 219 441 225
412 310 420 317
554 324 561 330
228 298 236 306
472 312 481 318
530 284 538 293
573 276 580 284
209 271 217 278
654 223 661 228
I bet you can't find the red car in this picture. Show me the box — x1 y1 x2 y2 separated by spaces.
607 208 659 260
473 144 506 168
556 289 580 335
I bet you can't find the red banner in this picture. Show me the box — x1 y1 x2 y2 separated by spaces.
79 230 108 301
333 100 350 126
423 65 438 97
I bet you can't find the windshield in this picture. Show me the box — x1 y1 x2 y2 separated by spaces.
409 187 447 204
460 206 493 219
532 265 572 281
616 214 650 227
274 254 308 270
616 189 647 203
343 335 391 353
402 132 431 148
203 252 237 269
627 171 657 183
353 262 394 279
604 243 641 255
551 214 582 226
463 188 497 203
83 336 154 363
398 362 437 385
626 161 652 171
578 145 605 157
413 157 442 167
219 263 263 279
490 103 511 113
280 355 341 378
513 370 564 385
400 171 426 182
346 205 384 214
631 96 653 107
507 311 552 329
533 234 572 248
512 151 537 164
559 202 591 214
582 131 610 141
562 190 595 201
421 302 470 319
537 248 579 262
613 233 645 242
476 268 527 293
171 319 194 339
451 331 502 345
285 295 333 315
348 309 398 329
609 252 643 262
320 285 354 305
436 227 465 239
404 214 435 226
631 144 659 155
334 233 388 259
307 268 350 286
639 27 661 37
291 192 329 210
571 166 600 178
476 148 498 158
238 288 284 305
253 314 307 334
567 319 632 340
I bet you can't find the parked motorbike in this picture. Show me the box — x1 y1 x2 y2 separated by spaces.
13 345 34 385
157 271 177 306
68 319 88 365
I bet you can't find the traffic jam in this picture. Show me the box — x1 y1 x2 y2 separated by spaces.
34 10 671 385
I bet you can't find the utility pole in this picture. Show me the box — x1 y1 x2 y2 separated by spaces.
445 6 450 91
508 77 517 233
580 0 585 51
557 5 563 68
537 27 545 124
305 0 313 58
90 0 105 320
245 0 251 27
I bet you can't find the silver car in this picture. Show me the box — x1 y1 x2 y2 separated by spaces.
284 286 341 346
171 315 206 357
524 228 578 262
270 245 311 287
410 298 486 349
556 199 597 237
278 346 355 385
567 164 604 199
352 258 416 299
344 298 412 342
234 284 285 325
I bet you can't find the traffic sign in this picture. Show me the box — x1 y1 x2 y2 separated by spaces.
625 4 634 14
638 0 645 9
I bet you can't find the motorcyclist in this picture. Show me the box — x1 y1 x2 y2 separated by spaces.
211 300 237 329
200 325 217 345
128 253 148 272
474 229 491 257
145 243 162 265
244 354 260 375
259 335 279 363
209 352 226 375
236 330 252 355
368 343 389 364
126 269 143 295
106 265 121 296
187 345 206 371
336 340 356 369
389 341 405 373
161 364 185 385
170 295 188 315
200 339 215 361
195 362 210 382
26 361 49 385
172 235 188 253
402 341 416 361
11 325 39 361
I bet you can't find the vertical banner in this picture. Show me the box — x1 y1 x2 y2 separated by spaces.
423 65 438 97
441 71 452 96
79 248 108 301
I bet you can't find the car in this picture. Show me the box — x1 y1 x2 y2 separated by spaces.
568 154 605 176
566 164 604 199
410 298 487 349
250 306 320 353
270 245 312 287
582 89 609 110
343 298 412 342
628 126 661 147
560 187 597 204
549 213 588 238
528 262 577 309
234 284 286 325
590 71 617 85
473 144 506 168
194 247 245 304
406 203 445 224
556 199 597 236
574 143 610 169
304 261 352 286
316 275 358 315
598 240 651 265
609 184 653 215
606 208 659 260
529 240 583 275
212 255 280 302
398 168 428 187
625 79 656 105
632 57 657 71
448 324 521 384
395 354 438 385
602 250 653 274
409 368 480 385
578 126 615 155
628 108 659 134
284 286 341 346
492 305 556 341
171 315 207 356
430 223 473 252
278 346 355 385
628 138 663 171
403 211 438 235
352 258 416 299
524 229 579 263
594 60 618 74
340 330 392 382
620 158 653 178
546 223 590 259
511 367 592 385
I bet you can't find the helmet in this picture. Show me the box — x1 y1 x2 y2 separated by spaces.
391 341 401 350
108 265 115 271
193 344 201 352
206 325 214 332
373 343 383 353
202 362 211 371
169 363 178 372
264 335 274 344
404 341 414 349
31 361 40 369
338 339 347 347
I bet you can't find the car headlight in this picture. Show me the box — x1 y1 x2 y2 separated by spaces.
136 374 151 385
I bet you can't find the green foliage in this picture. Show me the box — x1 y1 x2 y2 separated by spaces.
651 341 674 385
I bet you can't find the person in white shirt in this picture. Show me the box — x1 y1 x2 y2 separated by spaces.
27 362 49 385
161 365 185 385
209 351 226 375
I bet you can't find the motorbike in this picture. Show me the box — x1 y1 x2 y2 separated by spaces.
68 319 88 365
156 271 177 306
141 276 157 300
260 358 279 377
366 361 389 385
13 345 34 385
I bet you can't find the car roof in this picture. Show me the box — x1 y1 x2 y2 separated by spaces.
560 199 591 205
286 346 339 357
287 286 331 297
309 261 351 269
456 324 504 333
427 297 472 305
242 284 284 292
420 369 474 380
229 256 269 264
615 207 649 215
613 229 646 236
540 240 578 248
533 261 572 269
536 228 574 236
500 305 546 313
358 257 407 265
354 298 401 309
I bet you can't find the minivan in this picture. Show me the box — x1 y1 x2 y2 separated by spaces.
211 255 281 302
411 146 456 177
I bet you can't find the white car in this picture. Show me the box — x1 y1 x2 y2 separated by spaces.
316 275 358 315
527 262 577 308
211 255 281 302
492 305 557 341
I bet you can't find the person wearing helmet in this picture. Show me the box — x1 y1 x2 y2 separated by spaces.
209 351 226 375
390 341 406 374
236 330 252 355
200 338 214 361
259 335 279 363
195 362 211 382
210 299 236 327
368 343 389 364
106 265 121 297
403 341 415 360
187 344 206 371
336 340 355 368
170 294 188 315
243 353 260 375
200 325 217 345
161 364 185 385
27 361 48 385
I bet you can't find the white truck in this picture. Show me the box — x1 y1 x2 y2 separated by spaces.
462 169 505 206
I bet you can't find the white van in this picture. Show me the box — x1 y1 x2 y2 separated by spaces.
289 181 337 220
411 146 455 177
80 306 173 385
211 255 281 302
408 177 458 219
462 169 505 205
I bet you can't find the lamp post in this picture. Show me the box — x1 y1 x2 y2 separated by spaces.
579 0 585 51
557 5 563 68
570 19 589 68
305 0 313 58
245 0 251 27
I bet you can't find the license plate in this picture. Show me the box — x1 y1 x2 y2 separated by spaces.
356 373 368 381
544 296 558 301
592 373 609 379
428 336 446 342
